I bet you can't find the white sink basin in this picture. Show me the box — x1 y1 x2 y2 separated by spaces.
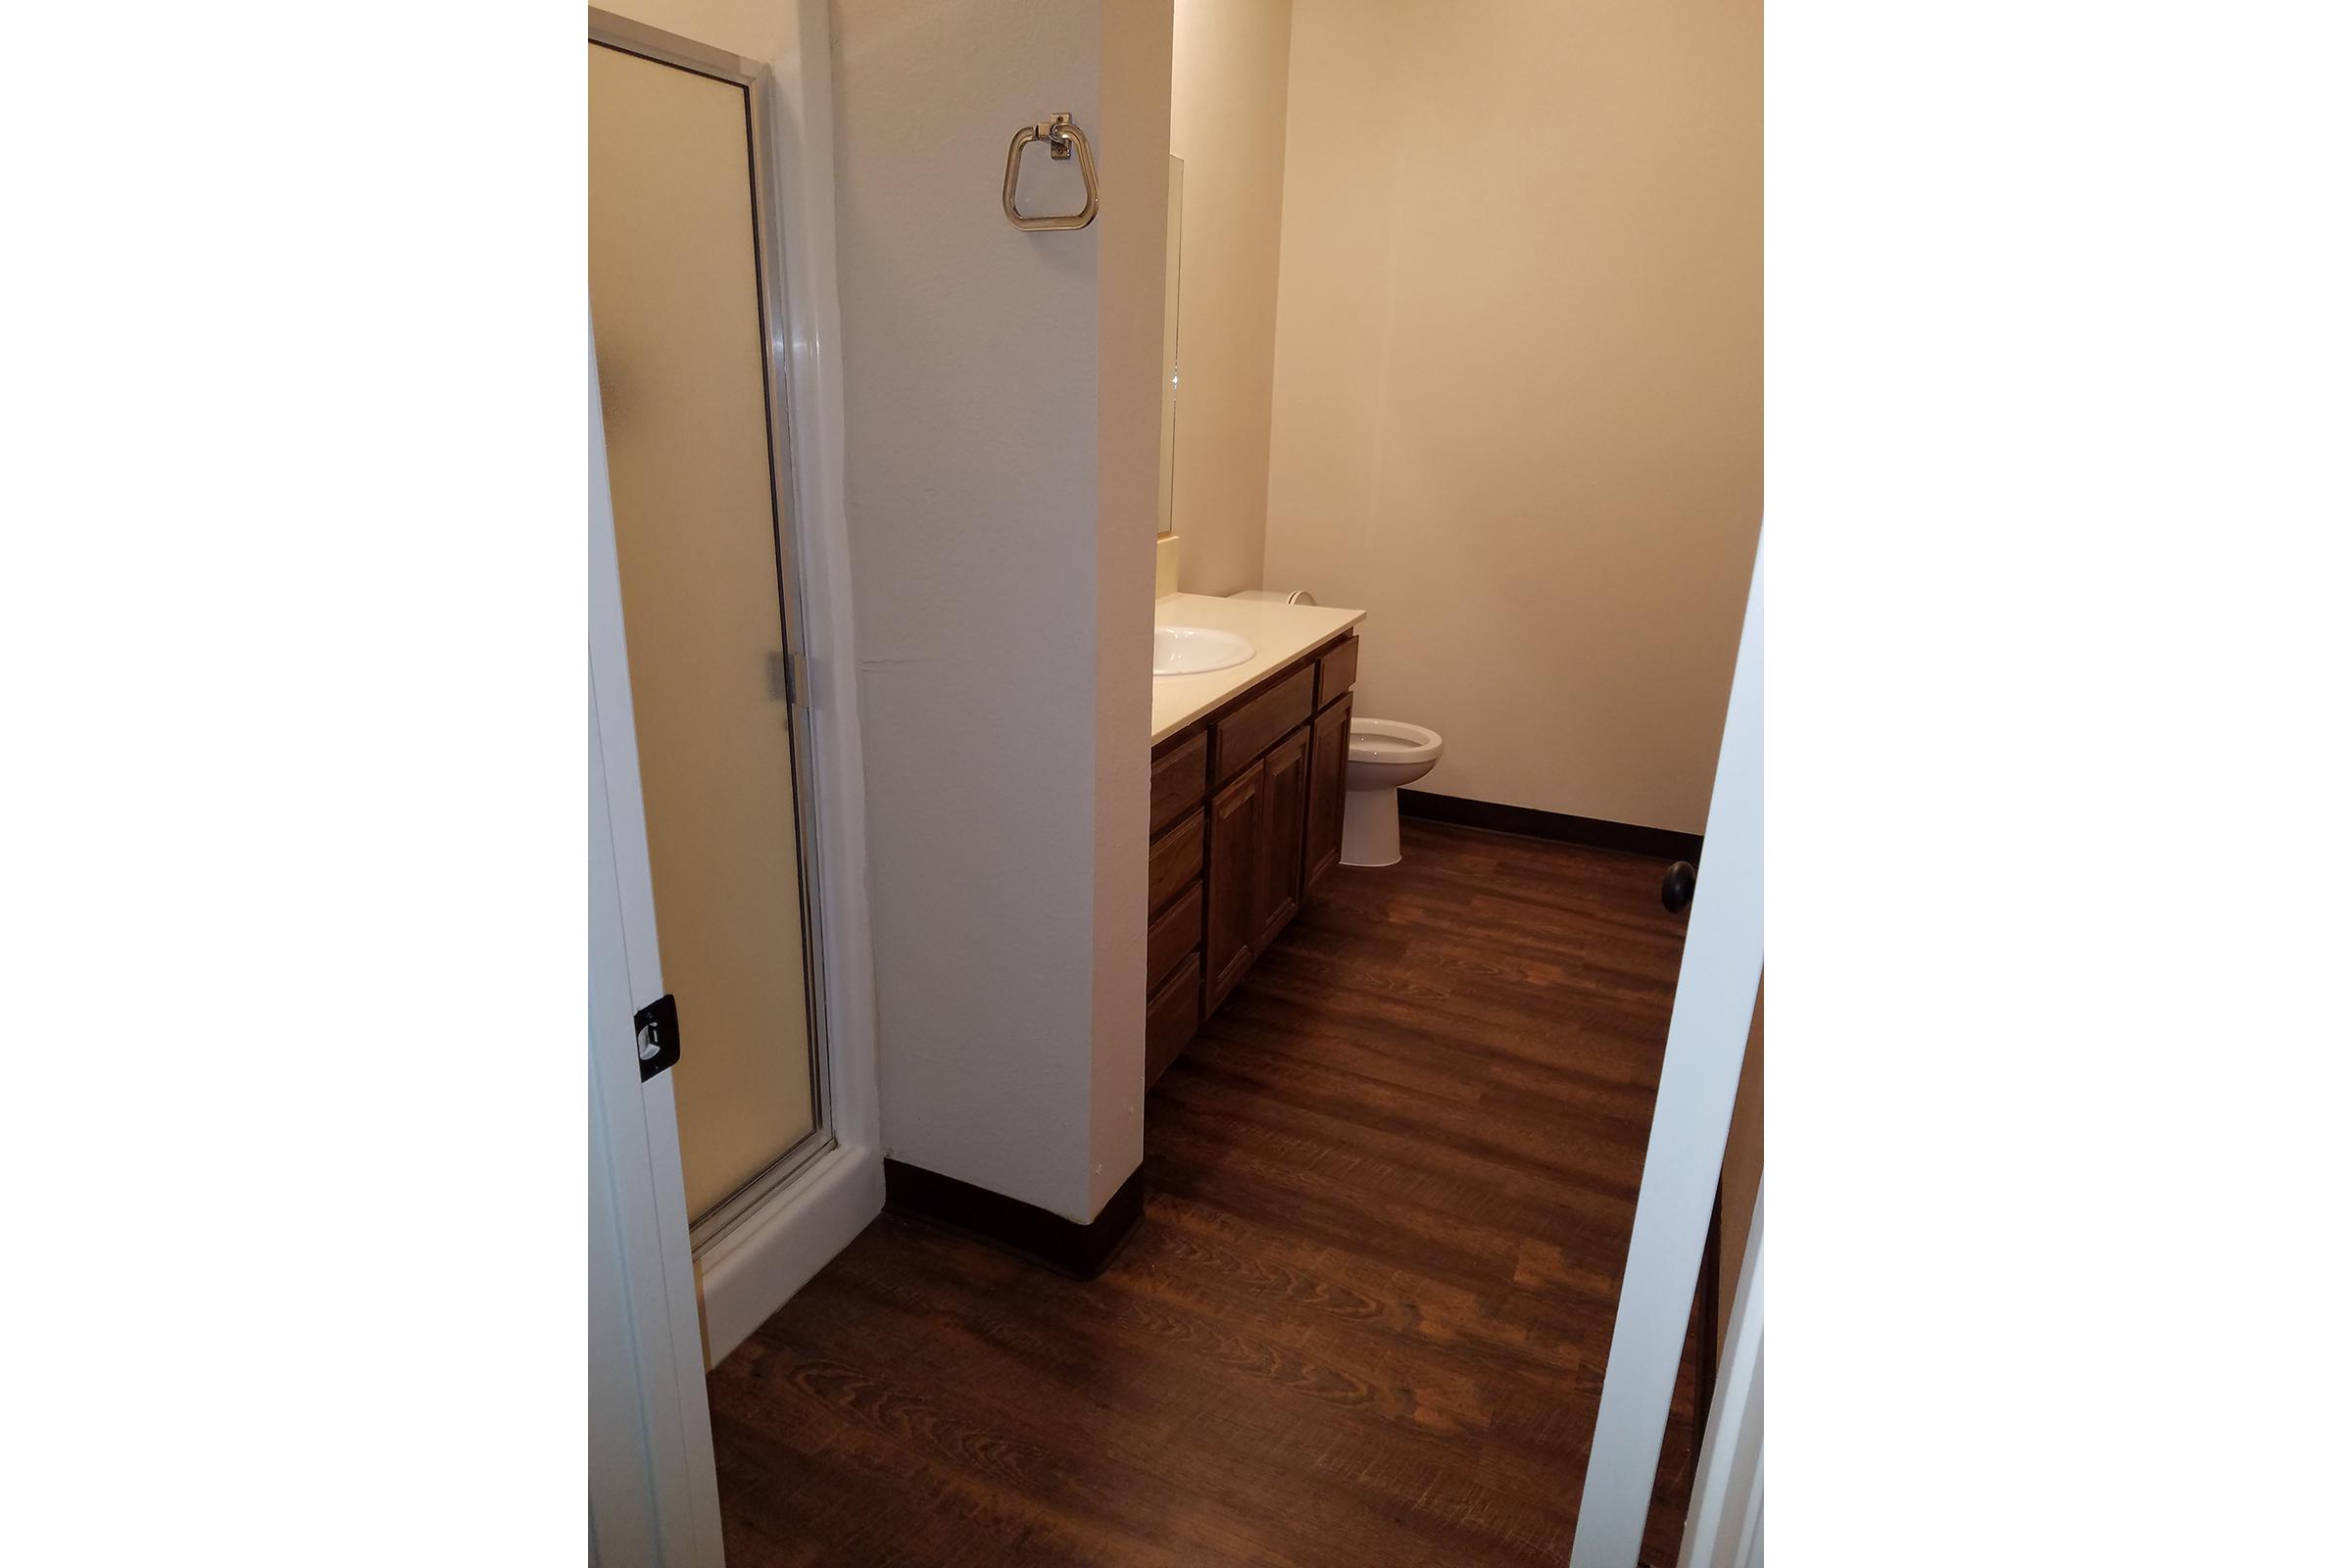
1153 625 1254 677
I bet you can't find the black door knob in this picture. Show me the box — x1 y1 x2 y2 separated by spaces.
1661 861 1696 914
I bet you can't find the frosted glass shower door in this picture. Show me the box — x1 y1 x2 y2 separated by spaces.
589 39 819 1226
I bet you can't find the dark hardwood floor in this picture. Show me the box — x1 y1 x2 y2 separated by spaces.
708 819 1700 1566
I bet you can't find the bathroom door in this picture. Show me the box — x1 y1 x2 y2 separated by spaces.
589 33 827 1237
591 320 725 1566
1570 536 1763 1566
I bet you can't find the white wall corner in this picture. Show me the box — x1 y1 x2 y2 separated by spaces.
1087 0 1174 1220
1155 532 1182 598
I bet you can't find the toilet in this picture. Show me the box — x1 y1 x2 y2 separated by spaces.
1221 589 1444 868
1342 718 1445 867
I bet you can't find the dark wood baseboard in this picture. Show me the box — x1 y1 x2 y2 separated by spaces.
1398 789 1702 864
883 1158 1144 1280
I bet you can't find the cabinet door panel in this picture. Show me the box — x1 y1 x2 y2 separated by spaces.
1253 726 1310 950
1304 693 1352 898
1204 763 1263 1015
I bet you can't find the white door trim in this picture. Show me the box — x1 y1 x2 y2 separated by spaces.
588 2 883 1369
1679 1181 1764 1568
1570 535 1764 1566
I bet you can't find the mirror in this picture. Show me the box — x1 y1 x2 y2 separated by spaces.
1157 155 1183 535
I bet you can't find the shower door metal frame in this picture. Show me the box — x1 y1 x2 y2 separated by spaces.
589 11 837 1256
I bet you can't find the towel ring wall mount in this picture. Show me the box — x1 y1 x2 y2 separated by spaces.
1004 113 1100 231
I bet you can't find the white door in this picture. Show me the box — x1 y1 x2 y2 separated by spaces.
590 334 726 1568
1571 536 1765 1567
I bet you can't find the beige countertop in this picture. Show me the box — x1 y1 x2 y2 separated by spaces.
1152 593 1366 746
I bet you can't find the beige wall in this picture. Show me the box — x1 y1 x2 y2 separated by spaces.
1263 0 1761 832
1168 0 1294 597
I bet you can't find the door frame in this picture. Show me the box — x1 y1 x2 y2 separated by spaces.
1570 535 1764 1566
589 2 883 1373
1678 1180 1764 1568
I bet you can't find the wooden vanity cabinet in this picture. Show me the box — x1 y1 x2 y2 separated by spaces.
1147 630 1359 1086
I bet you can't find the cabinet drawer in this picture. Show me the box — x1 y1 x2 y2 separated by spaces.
1148 808 1204 916
1151 730 1207 837
1316 635 1358 708
1146 952 1201 1089
1211 663 1316 786
1147 881 1202 996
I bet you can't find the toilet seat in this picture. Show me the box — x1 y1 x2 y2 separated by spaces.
1348 718 1443 766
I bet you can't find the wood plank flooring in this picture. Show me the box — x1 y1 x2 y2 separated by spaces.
708 820 1700 1566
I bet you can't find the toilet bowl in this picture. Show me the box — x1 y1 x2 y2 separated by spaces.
1342 718 1445 867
